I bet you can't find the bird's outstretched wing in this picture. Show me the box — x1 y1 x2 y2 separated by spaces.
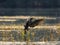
29 19 44 27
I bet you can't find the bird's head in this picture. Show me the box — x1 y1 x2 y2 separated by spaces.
30 18 34 20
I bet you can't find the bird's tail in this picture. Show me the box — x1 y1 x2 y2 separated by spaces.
24 25 29 41
24 29 28 41
24 30 27 34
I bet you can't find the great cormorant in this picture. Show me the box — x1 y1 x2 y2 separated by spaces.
24 18 44 33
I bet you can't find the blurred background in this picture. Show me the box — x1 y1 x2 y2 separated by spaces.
0 0 59 8
0 0 59 17
0 0 59 42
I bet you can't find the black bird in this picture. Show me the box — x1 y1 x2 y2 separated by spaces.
24 18 44 33
24 18 44 41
